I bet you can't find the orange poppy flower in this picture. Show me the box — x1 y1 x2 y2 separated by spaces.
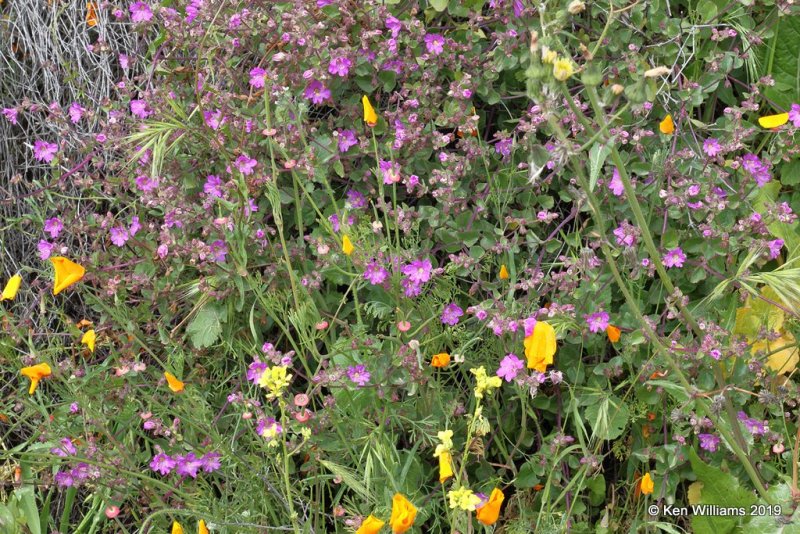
640 472 655 495
362 96 378 127
606 324 621 343
659 114 674 134
438 451 454 483
524 321 556 372
499 264 509 280
164 372 185 393
389 493 416 533
356 515 385 534
431 352 451 367
50 257 86 295
21 363 52 394
475 487 504 525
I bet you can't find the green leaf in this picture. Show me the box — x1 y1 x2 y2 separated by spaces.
764 16 800 109
689 448 757 534
584 395 629 440
515 461 540 488
14 463 40 534
588 143 611 191
430 0 448 11
781 160 800 186
186 304 226 349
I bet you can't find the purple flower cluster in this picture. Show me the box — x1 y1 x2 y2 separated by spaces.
496 353 524 382
698 433 720 452
55 462 101 488
400 258 433 297
150 451 221 478
441 303 464 326
741 153 771 187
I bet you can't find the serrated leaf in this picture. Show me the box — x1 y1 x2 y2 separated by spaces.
186 304 226 349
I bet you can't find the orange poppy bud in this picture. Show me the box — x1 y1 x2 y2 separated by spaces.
389 493 417 533
164 372 185 393
640 472 655 495
499 264 509 280
659 114 674 135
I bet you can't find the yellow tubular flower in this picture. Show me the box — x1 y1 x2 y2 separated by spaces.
81 329 96 353
758 112 789 129
389 493 416 533
524 321 556 372
198 519 209 534
362 95 378 127
164 372 185 393
640 472 655 495
172 521 184 534
476 488 505 525
659 114 675 135
50 257 86 295
438 451 454 483
356 514 385 534
342 235 354 256
498 264 509 280
21 363 52 395
1 274 22 301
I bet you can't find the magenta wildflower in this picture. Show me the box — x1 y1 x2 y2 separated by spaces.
703 138 722 157
386 15 402 37
441 303 464 326
363 260 389 285
110 226 130 247
379 160 401 184
210 240 228 262
742 153 771 187
150 453 177 475
2 108 18 124
789 104 800 127
304 80 331 105
68 102 85 123
346 364 371 386
247 358 268 384
608 168 624 196
33 141 58 163
337 129 358 152
767 239 784 259
585 311 609 334
234 154 258 175
203 109 225 130
328 56 352 77
249 67 267 88
129 2 153 23
55 471 75 487
698 433 720 452
175 452 204 478
663 247 687 268
51 438 77 457
38 240 55 260
204 175 224 198
346 189 366 209
495 138 513 157
738 411 767 436
612 222 637 248
257 418 283 439
130 99 152 119
497 353 524 382
200 452 221 473
44 217 63 239
424 33 445 55
135 174 159 192
129 216 141 236
402 259 432 284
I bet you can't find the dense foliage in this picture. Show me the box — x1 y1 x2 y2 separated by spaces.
4 0 800 533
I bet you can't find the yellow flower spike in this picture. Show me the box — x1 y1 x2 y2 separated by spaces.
524 321 557 372
758 112 789 129
198 519 209 534
362 95 378 127
389 493 416 533
50 257 86 296
640 472 655 495
476 487 505 526
356 514 385 534
81 329 96 353
172 521 184 534
342 235 354 256
1 274 22 301
21 363 52 395
498 264 509 280
438 451 454 483
659 114 675 135
164 372 185 393
431 352 451 368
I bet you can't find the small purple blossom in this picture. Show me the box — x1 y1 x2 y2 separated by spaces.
585 311 610 334
210 240 228 262
204 174 224 198
129 2 153 23
150 453 177 476
44 217 63 239
200 452 221 473
338 130 358 152
698 433 720 452
789 103 800 127
441 303 464 326
249 67 267 88
495 138 513 157
51 438 77 457
767 239 784 259
130 99 152 119
2 108 18 124
497 353 524 382
363 260 389 285
608 168 624 196
401 258 432 284
234 154 258 175
33 141 58 163
703 138 722 157
110 226 130 247
38 240 55 260
424 33 445 55
663 247 687 268
175 452 204 478
68 102 85 123
347 364 371 386
304 80 331 105
738 411 768 436
135 174 159 192
129 216 141 236
328 56 352 77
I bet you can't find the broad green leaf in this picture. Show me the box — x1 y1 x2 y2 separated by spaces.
14 463 40 534
430 0 448 11
186 304 226 349
689 448 757 534
588 143 611 191
764 16 800 109
782 160 800 186
584 395 629 440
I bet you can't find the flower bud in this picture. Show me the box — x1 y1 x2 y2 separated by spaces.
611 83 624 95
568 0 585 14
